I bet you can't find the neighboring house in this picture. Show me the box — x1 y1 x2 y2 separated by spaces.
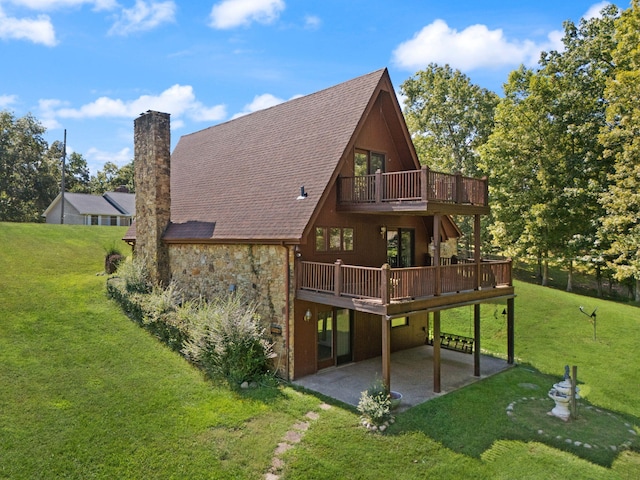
125 68 515 391
43 191 135 226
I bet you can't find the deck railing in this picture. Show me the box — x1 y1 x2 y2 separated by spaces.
337 166 488 206
298 259 511 304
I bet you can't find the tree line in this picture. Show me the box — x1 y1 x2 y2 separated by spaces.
401 2 639 300
0 110 134 223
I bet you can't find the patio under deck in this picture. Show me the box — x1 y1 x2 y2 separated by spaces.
292 345 512 412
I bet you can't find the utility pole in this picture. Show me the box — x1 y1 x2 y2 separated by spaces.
60 129 66 224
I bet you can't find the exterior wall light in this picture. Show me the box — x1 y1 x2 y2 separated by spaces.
380 226 387 238
304 309 312 321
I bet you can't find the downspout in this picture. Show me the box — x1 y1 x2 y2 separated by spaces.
283 244 291 380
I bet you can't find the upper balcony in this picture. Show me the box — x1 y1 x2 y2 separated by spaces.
296 258 513 316
337 167 489 216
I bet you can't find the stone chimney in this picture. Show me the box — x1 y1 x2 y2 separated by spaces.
134 110 171 286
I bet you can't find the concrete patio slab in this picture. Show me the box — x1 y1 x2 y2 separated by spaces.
292 345 512 411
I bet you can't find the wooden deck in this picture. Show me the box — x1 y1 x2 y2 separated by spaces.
296 259 514 315
337 167 489 215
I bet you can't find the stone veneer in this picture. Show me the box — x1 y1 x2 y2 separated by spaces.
134 111 171 286
169 243 294 379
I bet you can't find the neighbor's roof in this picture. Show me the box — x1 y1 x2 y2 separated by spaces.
167 68 398 243
104 192 135 215
43 192 135 217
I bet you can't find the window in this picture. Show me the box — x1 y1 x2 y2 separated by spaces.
315 227 326 251
90 215 98 225
315 227 354 252
386 228 415 267
355 149 385 175
110 216 118 226
391 317 409 328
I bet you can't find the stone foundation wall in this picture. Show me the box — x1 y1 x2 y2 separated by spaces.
169 243 292 378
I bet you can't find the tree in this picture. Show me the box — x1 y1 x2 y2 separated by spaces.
401 64 498 176
598 0 640 301
481 6 619 288
89 160 135 194
401 64 499 254
45 142 91 194
0 111 58 222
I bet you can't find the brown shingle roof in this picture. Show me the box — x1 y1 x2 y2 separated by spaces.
167 68 390 243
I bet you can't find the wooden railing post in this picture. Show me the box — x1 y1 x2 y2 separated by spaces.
474 214 481 290
334 259 343 297
433 214 441 296
295 257 302 291
482 176 489 206
455 172 463 204
381 263 391 305
375 169 382 203
421 166 429 201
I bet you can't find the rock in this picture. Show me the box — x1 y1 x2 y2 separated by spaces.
240 381 249 389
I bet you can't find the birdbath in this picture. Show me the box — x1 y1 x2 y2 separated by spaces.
548 366 580 421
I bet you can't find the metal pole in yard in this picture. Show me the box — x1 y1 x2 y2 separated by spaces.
60 129 67 224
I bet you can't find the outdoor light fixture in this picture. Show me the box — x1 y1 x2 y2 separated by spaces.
304 309 312 321
380 226 387 238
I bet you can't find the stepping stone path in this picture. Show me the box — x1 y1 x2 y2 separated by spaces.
265 403 331 479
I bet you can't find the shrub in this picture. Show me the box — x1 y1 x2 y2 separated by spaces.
107 270 276 387
103 242 124 274
357 378 394 431
137 282 188 351
116 257 152 294
182 294 276 387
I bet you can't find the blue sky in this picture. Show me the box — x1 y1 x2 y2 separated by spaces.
0 0 616 174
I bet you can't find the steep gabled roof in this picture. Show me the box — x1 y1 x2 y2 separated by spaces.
167 68 404 243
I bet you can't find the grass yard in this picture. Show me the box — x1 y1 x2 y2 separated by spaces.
1 222 639 479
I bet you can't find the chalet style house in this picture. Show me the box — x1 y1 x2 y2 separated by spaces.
126 68 514 392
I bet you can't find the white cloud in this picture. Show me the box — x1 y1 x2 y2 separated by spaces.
304 14 320 30
209 0 284 29
86 146 131 167
392 19 563 72
231 92 286 119
5 0 117 11
41 84 227 124
584 1 611 20
0 5 57 45
108 0 176 36
0 94 18 107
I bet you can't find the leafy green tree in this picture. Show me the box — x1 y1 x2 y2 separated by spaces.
89 160 135 194
598 0 640 301
46 142 91 194
66 152 91 193
481 6 619 288
0 111 58 222
401 64 498 176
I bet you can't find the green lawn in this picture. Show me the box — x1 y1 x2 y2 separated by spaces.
1 222 638 479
